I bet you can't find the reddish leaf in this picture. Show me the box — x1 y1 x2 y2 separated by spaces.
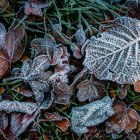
134 80 140 93
11 111 39 136
0 0 9 9
77 75 106 102
106 101 140 133
31 36 57 56
52 82 73 105
84 126 98 140
0 50 9 78
45 113 70 132
71 43 82 59
24 0 52 17
118 85 129 99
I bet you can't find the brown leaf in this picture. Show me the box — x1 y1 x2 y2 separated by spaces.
134 80 140 93
0 50 9 78
106 101 140 133
45 113 70 132
52 82 73 105
71 43 82 59
0 0 9 9
31 36 57 56
118 85 129 99
84 126 98 140
12 86 34 97
0 86 5 94
134 122 140 134
24 0 52 17
77 75 106 102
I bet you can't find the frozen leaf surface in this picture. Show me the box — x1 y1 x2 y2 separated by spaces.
52 82 73 105
106 101 140 133
31 36 57 56
77 75 105 102
0 100 38 114
24 0 52 17
83 17 140 84
11 111 39 136
20 55 52 102
71 96 114 135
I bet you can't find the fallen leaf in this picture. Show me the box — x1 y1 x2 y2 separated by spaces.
12 86 34 97
0 22 25 78
52 82 73 105
76 75 106 102
134 80 140 92
0 87 5 94
31 36 57 56
45 113 70 132
75 25 86 46
71 96 114 135
0 100 38 114
84 126 98 140
24 0 52 17
118 84 129 99
106 101 140 133
83 17 140 84
71 43 82 59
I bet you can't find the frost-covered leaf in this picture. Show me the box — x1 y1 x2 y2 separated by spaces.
24 0 52 17
20 55 52 102
77 75 106 102
11 111 39 136
0 113 8 130
118 85 129 99
50 46 70 69
52 82 73 105
106 101 140 133
71 43 82 59
0 100 38 114
45 113 71 132
0 22 25 78
0 22 6 45
83 17 140 84
71 96 114 135
0 0 9 9
75 25 86 46
31 36 57 56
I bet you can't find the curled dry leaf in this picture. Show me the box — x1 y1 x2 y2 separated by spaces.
71 96 114 135
31 36 57 56
52 82 73 105
83 17 140 84
76 75 106 102
0 22 25 78
0 100 38 114
45 113 71 132
106 101 140 133
24 0 52 17
118 84 129 99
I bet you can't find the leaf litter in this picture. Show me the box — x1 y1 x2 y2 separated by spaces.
0 0 139 139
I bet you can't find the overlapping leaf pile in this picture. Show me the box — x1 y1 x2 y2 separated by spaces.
0 0 140 140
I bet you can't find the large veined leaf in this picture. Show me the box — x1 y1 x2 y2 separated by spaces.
83 17 140 84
